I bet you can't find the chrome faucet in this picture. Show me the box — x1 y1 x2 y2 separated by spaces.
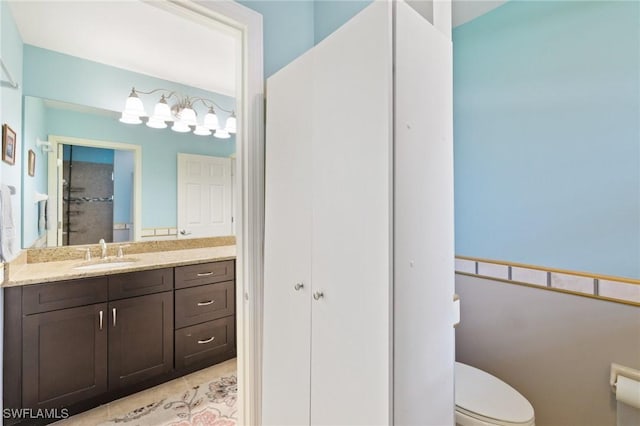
99 239 108 259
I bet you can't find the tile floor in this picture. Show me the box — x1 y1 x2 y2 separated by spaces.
54 358 237 425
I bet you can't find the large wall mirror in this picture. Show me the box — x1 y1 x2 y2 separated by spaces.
13 1 239 248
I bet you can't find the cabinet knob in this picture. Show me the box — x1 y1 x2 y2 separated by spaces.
294 282 304 291
313 291 324 301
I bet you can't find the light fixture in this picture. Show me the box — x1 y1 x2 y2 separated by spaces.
119 112 142 125
203 107 220 130
214 129 231 139
119 87 235 140
122 88 146 116
224 112 236 134
171 120 191 133
150 95 173 122
194 125 212 136
146 116 167 129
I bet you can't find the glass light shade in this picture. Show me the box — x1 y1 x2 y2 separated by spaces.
214 129 231 139
171 120 191 133
179 107 197 126
203 109 219 130
224 113 237 134
123 89 146 116
194 125 212 136
119 112 142 125
152 96 174 122
146 117 167 129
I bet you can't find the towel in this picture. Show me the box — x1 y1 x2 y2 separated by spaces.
0 184 15 261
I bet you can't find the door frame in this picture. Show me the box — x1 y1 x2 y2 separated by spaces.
149 2 264 425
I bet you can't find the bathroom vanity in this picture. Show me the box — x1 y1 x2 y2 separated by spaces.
2 246 236 424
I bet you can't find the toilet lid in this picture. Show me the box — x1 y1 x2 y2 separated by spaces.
455 362 534 424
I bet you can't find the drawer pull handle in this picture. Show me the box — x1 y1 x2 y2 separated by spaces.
198 336 216 344
197 300 215 306
197 272 214 277
99 310 104 330
112 308 117 327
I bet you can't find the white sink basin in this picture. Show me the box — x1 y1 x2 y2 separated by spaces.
74 259 137 271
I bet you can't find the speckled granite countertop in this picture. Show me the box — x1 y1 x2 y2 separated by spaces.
3 245 236 287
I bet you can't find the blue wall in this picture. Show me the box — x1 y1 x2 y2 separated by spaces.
1 1 23 258
22 45 236 120
313 0 371 44
21 96 47 248
238 0 315 77
453 0 640 278
238 0 371 76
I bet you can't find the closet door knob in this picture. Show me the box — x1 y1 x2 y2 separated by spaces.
294 283 304 291
313 291 324 301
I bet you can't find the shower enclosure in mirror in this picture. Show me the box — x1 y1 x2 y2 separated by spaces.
61 145 134 245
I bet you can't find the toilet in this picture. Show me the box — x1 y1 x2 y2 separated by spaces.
455 362 535 426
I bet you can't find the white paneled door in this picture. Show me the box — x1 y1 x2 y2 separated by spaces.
263 48 314 426
177 154 232 238
310 2 392 425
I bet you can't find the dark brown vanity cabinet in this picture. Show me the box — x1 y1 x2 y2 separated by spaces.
3 261 235 423
12 269 175 412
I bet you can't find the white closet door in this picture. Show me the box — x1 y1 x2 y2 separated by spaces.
393 2 455 425
310 2 393 425
262 50 314 426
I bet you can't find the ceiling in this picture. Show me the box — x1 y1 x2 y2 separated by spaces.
8 1 238 97
9 0 505 99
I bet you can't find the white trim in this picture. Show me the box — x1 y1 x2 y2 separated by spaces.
148 2 264 424
47 134 143 246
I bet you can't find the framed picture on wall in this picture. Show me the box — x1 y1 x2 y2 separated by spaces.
28 149 36 177
2 124 16 165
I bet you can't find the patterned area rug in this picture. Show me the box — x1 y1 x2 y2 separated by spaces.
99 375 237 426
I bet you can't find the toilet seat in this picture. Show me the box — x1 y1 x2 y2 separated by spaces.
455 362 535 426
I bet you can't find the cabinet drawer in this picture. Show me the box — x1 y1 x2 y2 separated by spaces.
23 277 108 315
175 317 236 371
175 260 234 289
175 281 235 328
108 268 173 300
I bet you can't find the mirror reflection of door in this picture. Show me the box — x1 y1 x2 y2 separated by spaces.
177 153 233 238
61 145 134 246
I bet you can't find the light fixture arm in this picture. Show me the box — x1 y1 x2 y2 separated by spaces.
190 97 233 114
130 87 232 114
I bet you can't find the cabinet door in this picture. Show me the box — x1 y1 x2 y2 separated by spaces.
262 45 314 425
108 292 173 390
310 3 393 425
23 303 108 409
